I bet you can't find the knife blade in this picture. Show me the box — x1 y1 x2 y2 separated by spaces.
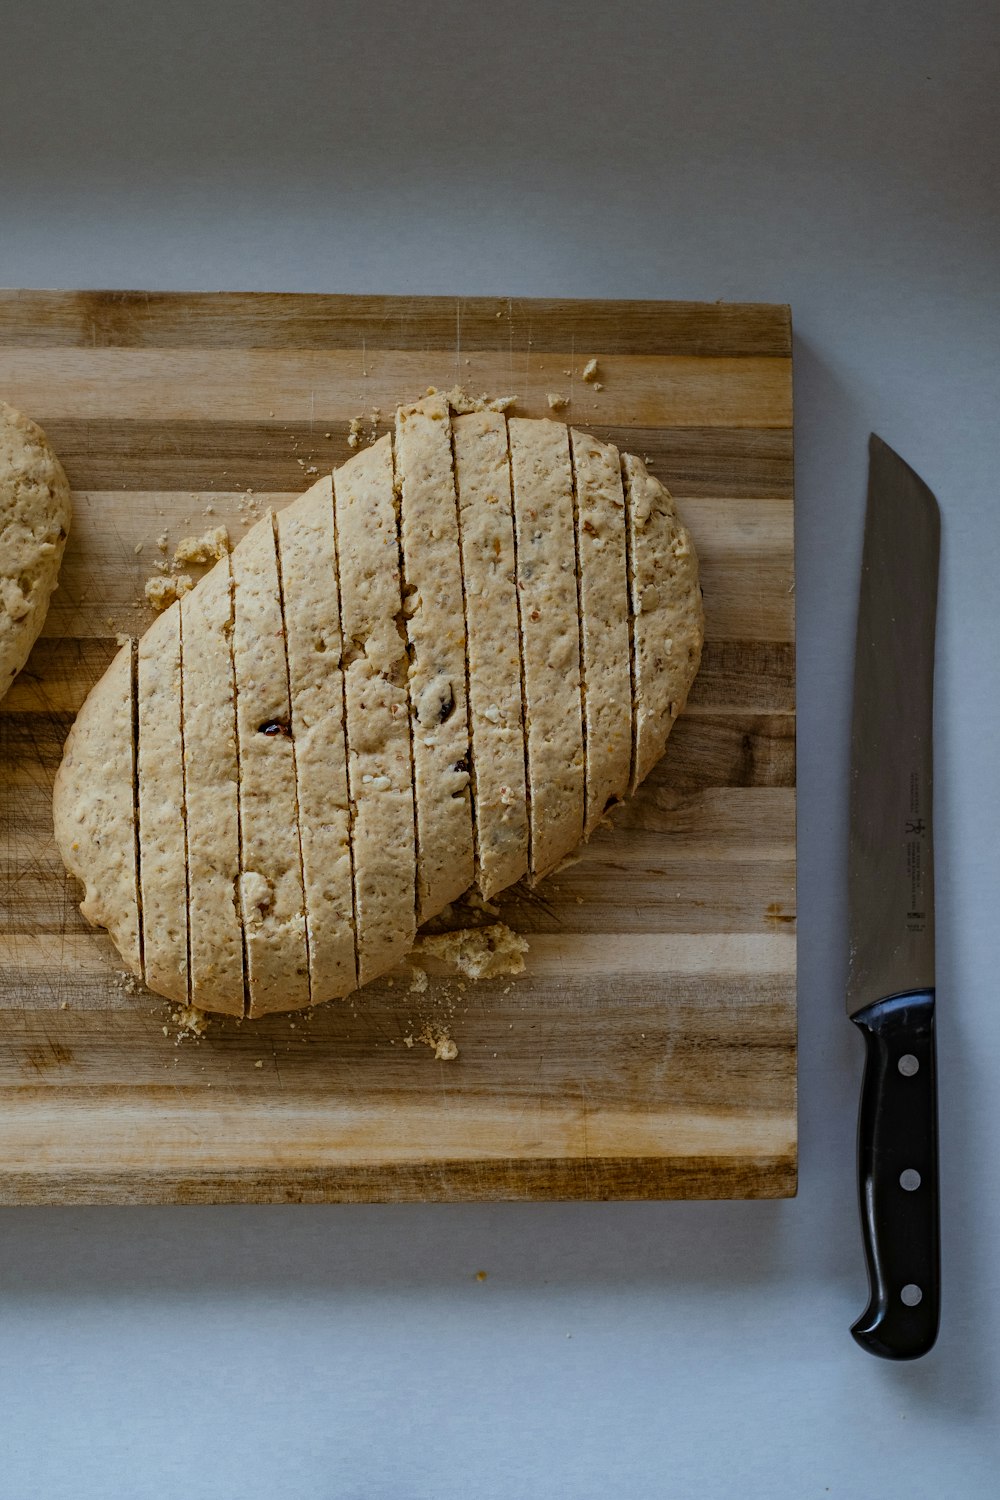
847 433 940 1359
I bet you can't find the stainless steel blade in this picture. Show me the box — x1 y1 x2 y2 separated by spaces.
846 435 939 1017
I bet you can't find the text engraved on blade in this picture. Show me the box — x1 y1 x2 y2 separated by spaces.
905 769 928 934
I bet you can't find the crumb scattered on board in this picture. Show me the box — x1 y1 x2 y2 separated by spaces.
145 574 193 610
418 1025 459 1061
461 890 500 918
408 965 429 995
443 385 517 415
582 357 600 382
347 408 382 449
399 1021 459 1060
547 392 569 410
168 1005 210 1043
173 526 230 566
411 922 528 980
144 527 231 610
392 923 529 1062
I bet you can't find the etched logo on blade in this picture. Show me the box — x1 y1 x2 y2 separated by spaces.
906 770 928 932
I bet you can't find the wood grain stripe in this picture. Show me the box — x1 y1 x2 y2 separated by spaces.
0 930 793 984
25 487 791 646
2 640 795 717
0 349 791 428
31 421 792 496
0 291 792 358
0 1157 797 1205
0 1098 793 1173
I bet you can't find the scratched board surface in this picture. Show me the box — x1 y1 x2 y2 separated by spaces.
0 292 795 1204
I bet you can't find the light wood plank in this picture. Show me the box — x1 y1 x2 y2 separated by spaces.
0 349 792 428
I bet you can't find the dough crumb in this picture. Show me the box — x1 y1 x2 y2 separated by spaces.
403 1034 415 1048
416 1023 459 1061
145 574 193 610
582 357 600 383
461 889 501 919
254 1059 264 1068
476 1270 488 1282
408 965 429 995
173 525 230 567
114 970 142 997
445 385 517 415
156 533 169 552
547 392 569 410
348 411 382 448
169 1005 209 1042
412 922 528 980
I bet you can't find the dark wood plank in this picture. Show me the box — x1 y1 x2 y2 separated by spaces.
34 418 792 496
0 291 792 357
2 638 796 719
0 1153 798 1205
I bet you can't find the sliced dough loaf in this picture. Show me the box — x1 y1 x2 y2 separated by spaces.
395 395 474 920
137 601 188 1003
508 417 585 881
276 476 356 1003
181 553 244 1017
231 513 310 1017
570 429 631 836
333 434 416 985
0 401 71 701
622 454 704 790
52 641 142 976
452 410 528 897
54 411 704 1018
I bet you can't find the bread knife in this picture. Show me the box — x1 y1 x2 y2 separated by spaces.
847 434 940 1359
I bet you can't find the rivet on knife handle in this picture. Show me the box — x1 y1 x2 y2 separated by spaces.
851 990 940 1359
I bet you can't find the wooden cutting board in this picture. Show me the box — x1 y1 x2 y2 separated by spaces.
0 291 795 1204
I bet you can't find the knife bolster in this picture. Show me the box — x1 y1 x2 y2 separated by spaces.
850 989 939 1359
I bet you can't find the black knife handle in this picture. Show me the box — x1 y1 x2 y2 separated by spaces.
850 989 939 1359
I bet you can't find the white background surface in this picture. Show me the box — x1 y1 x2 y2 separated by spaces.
2 3 999 1495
